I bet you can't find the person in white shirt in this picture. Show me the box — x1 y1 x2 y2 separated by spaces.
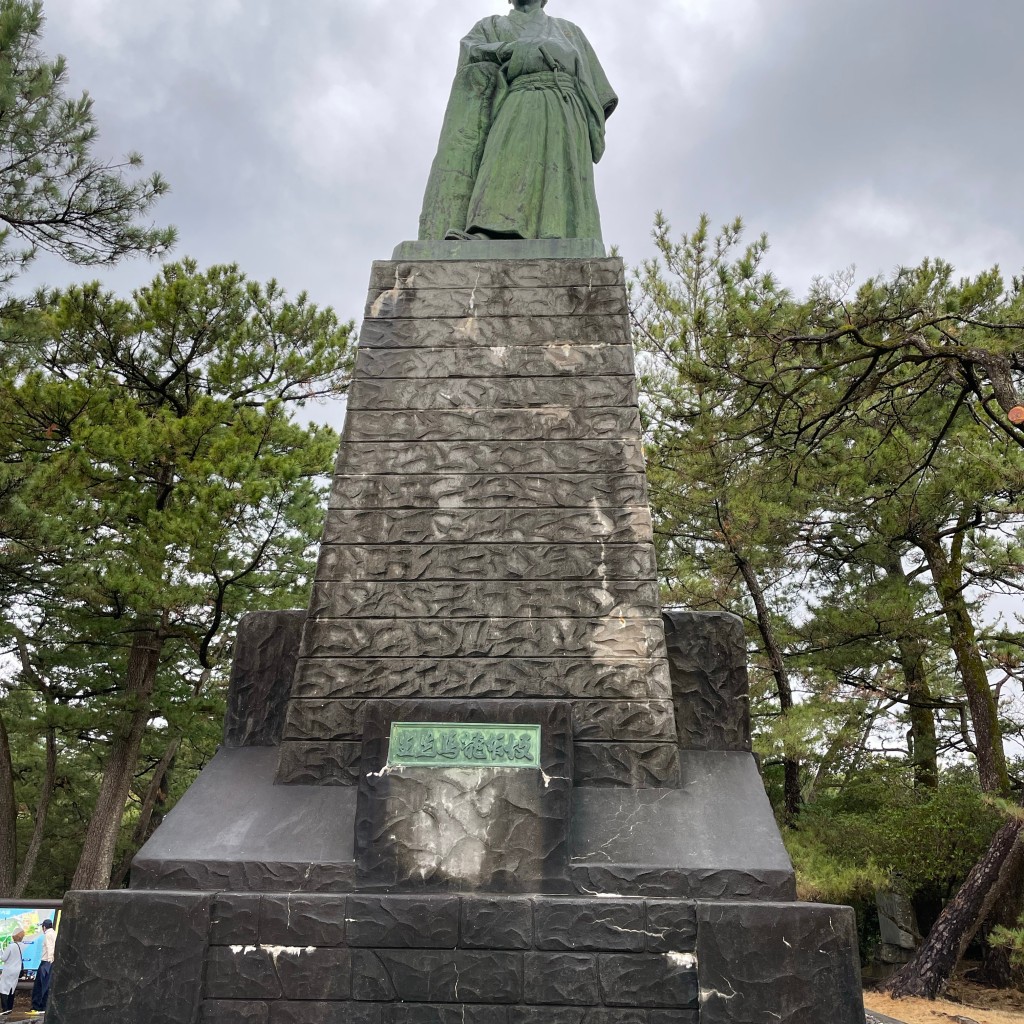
30 919 56 1013
0 929 25 1016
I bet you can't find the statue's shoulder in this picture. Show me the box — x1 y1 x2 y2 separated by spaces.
549 16 590 42
549 16 582 32
470 14 505 32
462 14 504 43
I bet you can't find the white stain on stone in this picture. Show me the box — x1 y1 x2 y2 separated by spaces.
667 951 698 969
406 768 494 886
228 945 315 958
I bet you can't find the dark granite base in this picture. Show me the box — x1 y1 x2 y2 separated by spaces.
47 890 211 1024
130 747 358 893
48 890 860 1024
129 747 791 901
570 751 796 900
697 902 865 1024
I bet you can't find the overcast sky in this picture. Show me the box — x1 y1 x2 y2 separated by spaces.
30 0 1024 431
18 0 1021 675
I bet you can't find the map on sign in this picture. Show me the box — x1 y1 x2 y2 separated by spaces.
388 723 542 769
0 907 59 974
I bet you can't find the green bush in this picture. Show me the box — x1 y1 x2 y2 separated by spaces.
785 764 1002 907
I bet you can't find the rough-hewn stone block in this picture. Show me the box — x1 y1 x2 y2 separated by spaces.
270 1003 382 1024
299 618 667 661
201 1001 270 1024
358 314 631 350
352 950 524 1003
574 743 681 788
368 259 625 292
329 473 648 511
523 953 599 1005
349 376 636 412
321 507 653 549
533 899 646 952
210 894 261 946
387 1008 509 1024
275 948 352 1000
509 1012 653 1024
342 408 640 443
284 698 677 745
663 611 751 752
572 702 676 743
645 901 697 953
346 895 460 947
283 700 366 742
223 610 304 748
355 344 634 381
461 898 534 950
365 285 627 320
307 579 660 620
315 543 657 583
48 891 212 1024
259 895 347 946
291 657 670 702
598 954 698 1008
697 902 864 1024
336 439 644 477
206 947 282 1001
277 741 361 786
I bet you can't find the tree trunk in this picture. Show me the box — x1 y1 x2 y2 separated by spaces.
13 725 56 897
71 626 163 891
897 637 940 791
0 707 17 897
734 553 801 821
109 735 180 889
881 551 939 790
978 834 1024 988
917 531 1009 795
886 820 1023 999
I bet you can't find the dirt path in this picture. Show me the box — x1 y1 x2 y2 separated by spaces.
866 992 1024 1024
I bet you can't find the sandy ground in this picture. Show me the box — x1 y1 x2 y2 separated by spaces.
866 992 1024 1024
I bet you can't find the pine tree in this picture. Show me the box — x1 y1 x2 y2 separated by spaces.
0 0 174 287
0 261 354 892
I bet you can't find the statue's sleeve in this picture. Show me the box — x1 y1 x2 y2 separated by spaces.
564 24 618 164
577 30 618 120
418 20 507 240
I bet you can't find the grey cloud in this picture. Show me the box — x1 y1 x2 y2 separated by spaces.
31 0 1024 340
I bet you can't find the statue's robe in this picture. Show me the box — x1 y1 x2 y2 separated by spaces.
418 8 618 242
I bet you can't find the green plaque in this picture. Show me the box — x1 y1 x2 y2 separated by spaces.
387 722 541 769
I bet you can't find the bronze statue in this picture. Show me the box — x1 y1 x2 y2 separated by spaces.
418 0 617 243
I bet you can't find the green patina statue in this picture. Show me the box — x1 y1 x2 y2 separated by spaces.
418 0 618 244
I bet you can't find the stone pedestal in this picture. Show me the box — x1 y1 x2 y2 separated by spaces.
277 257 680 791
48 257 865 1024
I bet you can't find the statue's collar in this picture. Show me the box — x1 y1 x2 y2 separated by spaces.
509 7 546 22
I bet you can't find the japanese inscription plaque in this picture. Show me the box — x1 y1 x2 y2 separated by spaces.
388 722 542 769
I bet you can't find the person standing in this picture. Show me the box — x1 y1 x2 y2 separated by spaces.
0 929 25 1016
29 919 56 1014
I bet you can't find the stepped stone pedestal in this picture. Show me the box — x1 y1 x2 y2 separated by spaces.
48 255 865 1024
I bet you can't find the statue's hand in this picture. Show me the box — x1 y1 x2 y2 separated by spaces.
496 42 515 63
